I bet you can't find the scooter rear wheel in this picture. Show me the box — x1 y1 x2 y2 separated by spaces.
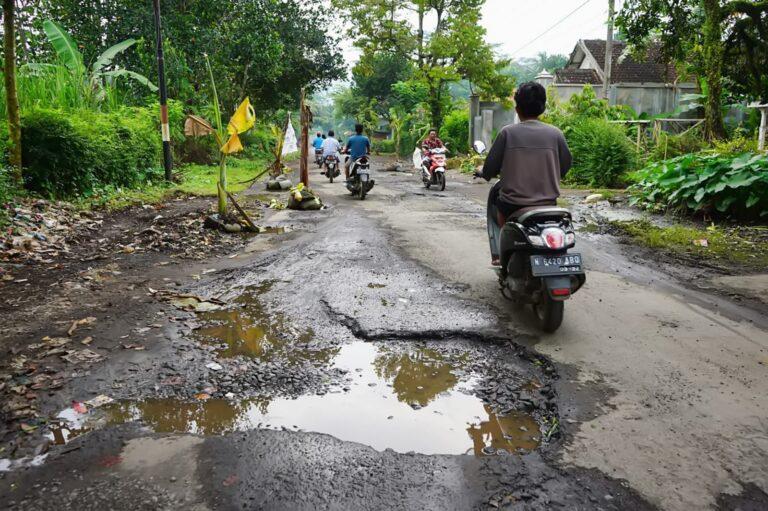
534 292 564 333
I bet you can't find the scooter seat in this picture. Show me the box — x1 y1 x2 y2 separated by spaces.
512 207 571 223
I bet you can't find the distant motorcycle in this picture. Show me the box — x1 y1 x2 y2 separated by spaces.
345 156 374 200
314 148 324 167
324 155 341 183
474 140 585 332
421 147 447 191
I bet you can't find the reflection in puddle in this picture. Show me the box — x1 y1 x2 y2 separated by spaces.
52 343 541 456
194 285 334 365
373 348 464 407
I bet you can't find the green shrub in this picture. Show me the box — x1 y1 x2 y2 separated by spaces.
22 109 96 196
0 166 19 204
565 118 636 187
648 130 707 162
441 109 469 154
630 152 768 218
21 107 163 197
373 139 396 153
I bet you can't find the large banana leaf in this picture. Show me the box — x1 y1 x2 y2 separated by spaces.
42 20 84 73
92 39 136 75
101 70 158 92
20 63 61 75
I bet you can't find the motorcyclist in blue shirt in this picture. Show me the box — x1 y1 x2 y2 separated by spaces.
312 132 324 151
343 124 371 181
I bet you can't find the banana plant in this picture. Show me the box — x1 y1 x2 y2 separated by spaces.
23 20 157 105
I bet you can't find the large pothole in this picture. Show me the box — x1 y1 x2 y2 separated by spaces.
48 285 558 457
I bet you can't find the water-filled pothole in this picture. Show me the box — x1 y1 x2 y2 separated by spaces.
193 284 332 364
51 342 541 456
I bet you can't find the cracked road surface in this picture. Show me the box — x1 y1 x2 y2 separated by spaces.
2 157 767 510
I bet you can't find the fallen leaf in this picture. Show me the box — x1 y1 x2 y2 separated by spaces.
194 393 211 401
85 395 114 408
80 336 93 345
122 344 146 351
67 317 97 336
20 422 37 434
98 455 122 468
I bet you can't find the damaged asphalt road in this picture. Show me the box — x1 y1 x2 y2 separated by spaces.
1 158 767 510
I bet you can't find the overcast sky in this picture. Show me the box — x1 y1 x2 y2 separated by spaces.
482 0 618 59
338 0 619 63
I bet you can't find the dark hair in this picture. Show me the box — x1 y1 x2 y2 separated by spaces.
514 82 547 118
429 128 437 134
328 130 335 137
316 132 322 136
355 123 364 134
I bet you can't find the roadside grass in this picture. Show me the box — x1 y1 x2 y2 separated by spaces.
610 219 768 270
76 156 270 211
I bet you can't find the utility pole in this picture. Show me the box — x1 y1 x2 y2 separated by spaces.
3 0 22 185
152 0 173 180
602 0 615 100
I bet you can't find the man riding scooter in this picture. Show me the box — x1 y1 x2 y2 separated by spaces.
312 131 324 167
343 123 371 182
474 82 572 266
474 82 582 332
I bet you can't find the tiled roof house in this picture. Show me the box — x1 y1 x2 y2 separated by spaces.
537 39 698 116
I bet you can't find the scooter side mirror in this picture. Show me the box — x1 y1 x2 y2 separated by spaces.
473 141 487 154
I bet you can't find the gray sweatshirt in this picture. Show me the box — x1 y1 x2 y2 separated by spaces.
480 120 572 207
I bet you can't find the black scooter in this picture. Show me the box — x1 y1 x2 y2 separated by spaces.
323 155 341 183
474 141 586 332
345 156 374 200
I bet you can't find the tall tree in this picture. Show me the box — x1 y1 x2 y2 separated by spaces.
3 0 22 183
618 0 768 139
333 0 513 129
29 0 344 111
723 1 768 103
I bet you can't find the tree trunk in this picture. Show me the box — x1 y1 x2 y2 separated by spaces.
701 0 727 140
428 83 444 131
3 0 22 184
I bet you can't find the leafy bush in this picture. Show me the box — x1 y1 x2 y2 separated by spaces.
0 166 19 205
630 152 768 218
373 139 395 153
21 107 163 197
565 118 636 187
647 130 708 162
441 109 469 154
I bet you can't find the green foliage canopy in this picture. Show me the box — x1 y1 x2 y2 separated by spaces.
332 0 513 129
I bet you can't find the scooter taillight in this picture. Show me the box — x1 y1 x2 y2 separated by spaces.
541 228 565 249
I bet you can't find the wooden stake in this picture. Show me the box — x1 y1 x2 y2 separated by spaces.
299 88 312 187
225 190 258 232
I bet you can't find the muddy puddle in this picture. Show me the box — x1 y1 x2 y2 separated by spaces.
50 290 541 456
192 284 333 363
51 343 539 456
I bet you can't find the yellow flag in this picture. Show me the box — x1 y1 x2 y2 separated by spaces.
220 133 243 154
227 97 255 135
